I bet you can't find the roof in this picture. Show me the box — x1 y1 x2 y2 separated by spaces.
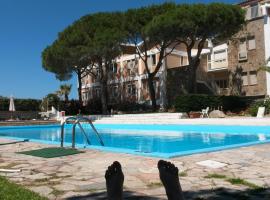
238 0 264 7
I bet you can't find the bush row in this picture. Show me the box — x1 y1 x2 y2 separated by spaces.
248 99 270 116
174 94 247 113
0 98 41 111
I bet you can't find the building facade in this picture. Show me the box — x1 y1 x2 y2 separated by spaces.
81 0 270 107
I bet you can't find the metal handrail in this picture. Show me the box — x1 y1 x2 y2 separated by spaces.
61 116 104 148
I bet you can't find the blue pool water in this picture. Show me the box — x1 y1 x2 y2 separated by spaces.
1 124 270 158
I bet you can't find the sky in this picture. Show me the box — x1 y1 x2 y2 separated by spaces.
0 0 238 100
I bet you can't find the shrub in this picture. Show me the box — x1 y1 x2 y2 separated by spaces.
0 98 41 111
111 101 152 113
57 99 102 115
174 94 246 113
248 99 270 116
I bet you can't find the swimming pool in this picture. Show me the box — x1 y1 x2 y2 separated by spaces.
0 124 270 158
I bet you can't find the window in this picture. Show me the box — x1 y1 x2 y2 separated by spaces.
238 40 248 61
113 63 117 73
239 40 247 52
110 63 117 73
207 54 212 69
249 71 258 85
248 37 256 50
242 72 248 86
180 56 184 66
147 55 151 67
127 84 136 96
112 86 118 97
267 7 270 16
152 55 156 65
147 55 156 67
215 80 228 89
251 4 259 19
95 88 100 98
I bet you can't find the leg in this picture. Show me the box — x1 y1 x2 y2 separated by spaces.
158 160 184 200
105 161 124 200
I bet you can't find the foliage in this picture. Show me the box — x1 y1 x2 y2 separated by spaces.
42 11 126 113
248 99 270 116
258 57 270 73
40 93 60 111
153 3 246 93
42 2 246 111
56 84 72 101
0 176 47 200
50 99 103 115
0 98 41 111
174 94 246 112
123 3 177 110
111 101 152 113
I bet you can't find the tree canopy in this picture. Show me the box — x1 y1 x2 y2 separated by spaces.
148 3 246 92
42 2 246 111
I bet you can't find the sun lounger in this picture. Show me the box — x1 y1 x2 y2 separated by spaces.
257 107 265 118
200 107 209 118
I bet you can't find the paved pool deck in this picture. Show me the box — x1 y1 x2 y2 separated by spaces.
1 138 270 200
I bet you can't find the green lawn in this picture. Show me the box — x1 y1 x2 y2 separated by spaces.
0 176 47 200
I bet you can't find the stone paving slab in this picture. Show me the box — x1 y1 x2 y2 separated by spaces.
1 138 270 199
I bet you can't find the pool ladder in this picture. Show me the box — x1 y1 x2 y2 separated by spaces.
60 116 104 148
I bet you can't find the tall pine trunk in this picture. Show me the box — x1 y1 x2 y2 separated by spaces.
148 75 157 111
188 58 200 93
100 79 108 114
77 71 83 106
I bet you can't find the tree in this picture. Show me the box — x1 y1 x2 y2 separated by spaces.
42 12 126 114
153 3 246 93
40 93 60 112
123 3 177 110
73 12 126 114
57 84 72 102
42 25 95 105
259 57 270 73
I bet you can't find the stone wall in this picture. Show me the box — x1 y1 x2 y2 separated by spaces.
0 111 40 120
228 17 267 96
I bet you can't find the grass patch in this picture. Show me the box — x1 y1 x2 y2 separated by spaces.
204 173 264 190
227 178 262 189
204 173 227 179
1 163 19 169
50 188 64 196
147 182 163 188
179 171 188 177
18 147 82 158
0 176 47 200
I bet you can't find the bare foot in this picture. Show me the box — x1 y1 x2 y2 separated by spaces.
158 160 184 200
105 161 124 200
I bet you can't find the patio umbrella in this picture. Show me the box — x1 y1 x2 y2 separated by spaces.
9 96 15 119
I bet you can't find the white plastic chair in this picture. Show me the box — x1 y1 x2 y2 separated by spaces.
200 107 209 118
257 107 265 118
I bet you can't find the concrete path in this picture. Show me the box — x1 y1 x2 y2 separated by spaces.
1 138 270 199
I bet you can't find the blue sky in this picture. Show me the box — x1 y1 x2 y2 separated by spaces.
0 0 238 100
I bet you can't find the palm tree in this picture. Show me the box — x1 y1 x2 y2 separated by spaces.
57 84 72 102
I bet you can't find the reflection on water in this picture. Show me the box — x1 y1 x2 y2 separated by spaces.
0 126 270 154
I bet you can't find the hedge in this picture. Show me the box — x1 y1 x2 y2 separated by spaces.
248 99 270 116
0 98 41 111
174 94 247 112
